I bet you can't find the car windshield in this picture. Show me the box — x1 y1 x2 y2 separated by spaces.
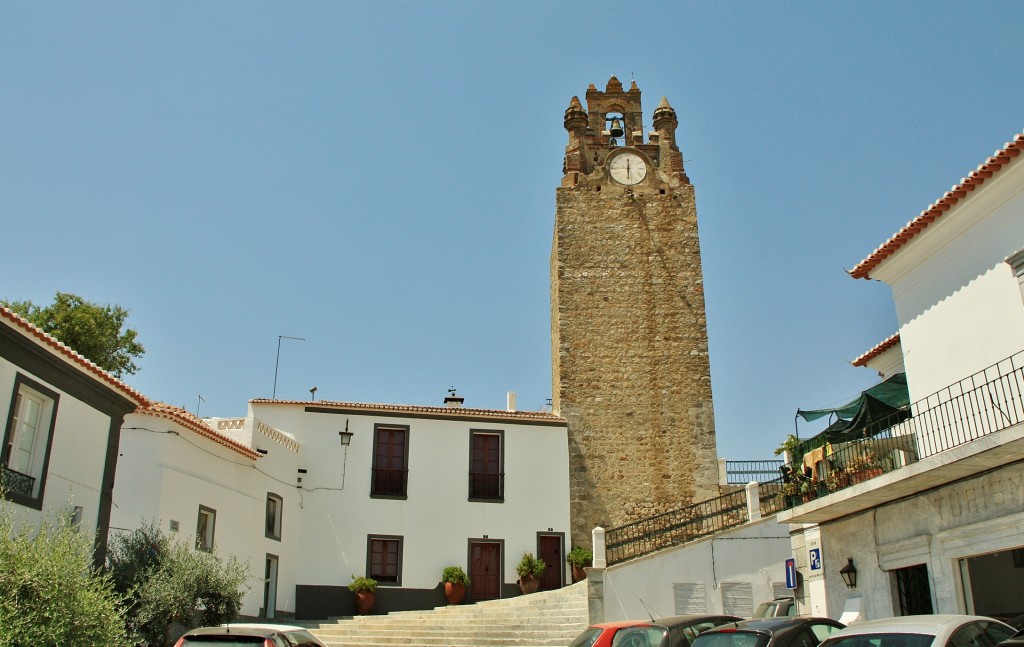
752 603 781 618
692 631 768 647
822 633 935 647
570 628 605 647
613 626 669 647
281 630 321 646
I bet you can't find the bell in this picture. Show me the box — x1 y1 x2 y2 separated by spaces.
609 118 624 138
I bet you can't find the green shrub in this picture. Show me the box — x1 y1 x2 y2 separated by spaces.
0 504 130 647
566 546 592 567
349 575 377 593
441 566 469 585
106 522 249 646
515 552 547 578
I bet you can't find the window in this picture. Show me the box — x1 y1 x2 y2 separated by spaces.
265 493 282 540
2 375 59 508
371 425 408 498
196 506 216 551
367 535 402 585
894 564 933 615
469 430 503 501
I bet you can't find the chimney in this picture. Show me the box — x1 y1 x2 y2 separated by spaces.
444 387 464 409
506 391 517 412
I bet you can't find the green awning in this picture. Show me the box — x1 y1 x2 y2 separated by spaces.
795 373 910 450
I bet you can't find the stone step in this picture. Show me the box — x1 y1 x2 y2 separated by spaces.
310 582 589 647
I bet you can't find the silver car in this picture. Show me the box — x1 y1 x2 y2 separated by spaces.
818 615 1014 647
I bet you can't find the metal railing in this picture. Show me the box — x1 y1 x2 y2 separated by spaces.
605 488 749 565
371 468 408 497
468 472 504 500
1 466 35 498
724 460 784 484
778 349 1024 509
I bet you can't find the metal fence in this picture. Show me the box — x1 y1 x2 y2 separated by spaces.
605 488 749 565
778 349 1024 509
724 460 784 484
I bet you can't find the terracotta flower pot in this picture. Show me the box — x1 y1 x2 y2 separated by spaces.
444 582 466 605
518 574 540 595
571 565 587 583
354 590 375 615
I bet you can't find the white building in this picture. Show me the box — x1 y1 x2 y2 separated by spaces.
779 131 1024 623
0 306 147 564
111 392 570 619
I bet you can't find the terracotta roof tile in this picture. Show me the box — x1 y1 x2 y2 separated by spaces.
851 133 1024 279
250 398 566 424
851 332 900 367
135 402 261 459
0 306 149 406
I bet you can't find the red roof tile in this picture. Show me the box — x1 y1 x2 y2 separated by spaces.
250 398 566 424
851 133 1024 279
135 402 261 459
1 306 150 406
851 332 900 367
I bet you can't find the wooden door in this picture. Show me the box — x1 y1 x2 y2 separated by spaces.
470 541 501 601
538 534 563 591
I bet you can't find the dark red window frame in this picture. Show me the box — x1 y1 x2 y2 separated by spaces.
469 429 503 501
367 535 402 585
371 425 409 498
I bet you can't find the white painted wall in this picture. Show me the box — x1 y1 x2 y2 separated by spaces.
600 517 792 621
0 356 110 536
112 412 303 617
870 158 1024 400
250 402 571 592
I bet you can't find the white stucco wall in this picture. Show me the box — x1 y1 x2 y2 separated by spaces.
0 356 111 536
113 412 302 617
600 517 792 621
871 158 1024 400
250 402 571 592
809 460 1024 620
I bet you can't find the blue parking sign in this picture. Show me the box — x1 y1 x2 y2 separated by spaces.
809 548 822 571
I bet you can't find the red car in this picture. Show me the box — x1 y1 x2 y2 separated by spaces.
571 614 743 647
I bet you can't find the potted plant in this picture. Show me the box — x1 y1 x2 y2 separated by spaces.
778 480 800 507
847 451 884 483
441 566 470 605
800 478 816 502
566 546 592 583
516 552 546 594
349 575 377 615
773 434 803 462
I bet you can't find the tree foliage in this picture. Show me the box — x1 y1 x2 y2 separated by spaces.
0 503 130 647
2 292 145 377
107 522 250 647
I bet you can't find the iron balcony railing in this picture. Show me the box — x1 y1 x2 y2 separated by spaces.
605 488 749 565
468 471 504 500
724 460 784 485
371 467 408 497
778 349 1024 509
1 466 36 498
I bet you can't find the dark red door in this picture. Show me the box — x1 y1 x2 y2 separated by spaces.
538 534 563 590
470 541 501 601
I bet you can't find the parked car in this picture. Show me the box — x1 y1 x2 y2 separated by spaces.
818 615 1015 647
569 614 743 647
692 617 845 647
173 623 326 646
752 598 797 618
999 628 1024 647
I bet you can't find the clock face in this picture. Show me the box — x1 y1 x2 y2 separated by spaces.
608 151 648 185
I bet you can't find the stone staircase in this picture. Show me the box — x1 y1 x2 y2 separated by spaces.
308 581 590 647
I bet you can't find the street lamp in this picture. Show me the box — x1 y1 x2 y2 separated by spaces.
839 558 857 589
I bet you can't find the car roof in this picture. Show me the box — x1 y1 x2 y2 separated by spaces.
185 624 310 637
831 615 1004 636
655 615 744 627
702 617 841 634
217 623 308 632
592 620 656 630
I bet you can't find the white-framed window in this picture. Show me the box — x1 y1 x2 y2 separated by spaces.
265 493 282 541
196 505 216 551
2 375 59 508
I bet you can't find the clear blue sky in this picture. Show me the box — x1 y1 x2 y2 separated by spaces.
3 2 1022 460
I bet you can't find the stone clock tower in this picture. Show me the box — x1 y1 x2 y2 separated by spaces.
551 77 720 545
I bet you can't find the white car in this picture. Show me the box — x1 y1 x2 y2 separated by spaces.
819 615 1014 647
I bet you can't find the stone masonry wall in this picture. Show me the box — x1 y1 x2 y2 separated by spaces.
552 181 720 546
